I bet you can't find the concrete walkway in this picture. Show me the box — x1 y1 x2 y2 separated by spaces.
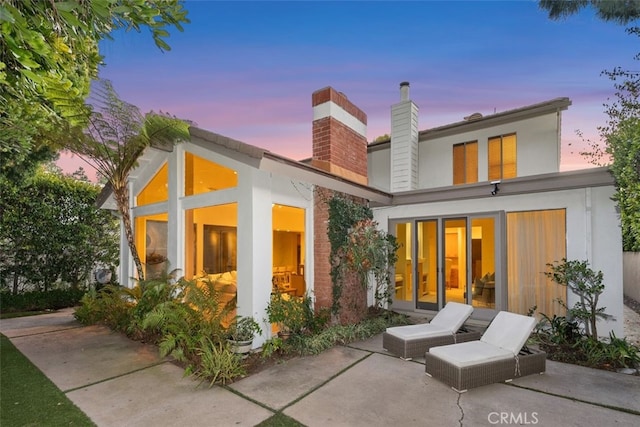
1 309 639 427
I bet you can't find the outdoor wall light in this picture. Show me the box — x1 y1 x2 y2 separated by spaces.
490 180 500 196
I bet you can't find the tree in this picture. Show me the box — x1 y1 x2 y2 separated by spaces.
540 1 640 250
539 0 640 24
0 0 190 177
65 79 190 281
0 167 119 293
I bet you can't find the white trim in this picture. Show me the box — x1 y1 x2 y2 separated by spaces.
313 101 366 137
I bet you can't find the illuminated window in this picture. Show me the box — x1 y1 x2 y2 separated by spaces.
135 213 168 279
272 205 306 296
184 203 238 279
507 209 566 316
185 152 237 196
137 163 168 206
184 203 238 327
453 141 478 185
488 134 517 180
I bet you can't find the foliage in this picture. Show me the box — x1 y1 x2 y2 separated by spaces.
535 326 640 370
340 218 399 310
227 315 263 342
74 285 135 331
327 195 372 315
0 167 119 293
545 259 613 340
539 0 640 25
261 336 286 358
0 0 189 176
65 79 191 281
266 292 313 334
74 273 243 385
544 2 640 250
0 335 96 426
188 337 246 387
274 309 410 357
0 288 86 314
327 196 398 317
535 313 582 346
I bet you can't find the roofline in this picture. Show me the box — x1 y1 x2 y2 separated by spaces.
368 97 572 152
191 126 392 202
390 166 612 206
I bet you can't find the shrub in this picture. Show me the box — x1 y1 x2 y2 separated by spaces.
188 337 246 387
0 288 86 313
266 292 312 334
544 259 613 340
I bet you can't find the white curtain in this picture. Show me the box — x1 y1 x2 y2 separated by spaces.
506 209 566 317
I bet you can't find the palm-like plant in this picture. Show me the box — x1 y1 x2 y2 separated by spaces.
65 79 190 280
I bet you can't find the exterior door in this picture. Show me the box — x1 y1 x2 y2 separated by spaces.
392 214 502 317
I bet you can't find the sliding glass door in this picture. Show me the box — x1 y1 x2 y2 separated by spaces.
392 213 502 316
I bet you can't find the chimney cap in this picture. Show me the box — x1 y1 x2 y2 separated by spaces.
399 81 410 87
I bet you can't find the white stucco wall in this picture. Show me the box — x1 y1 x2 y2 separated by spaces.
418 114 560 188
124 140 317 347
371 185 624 337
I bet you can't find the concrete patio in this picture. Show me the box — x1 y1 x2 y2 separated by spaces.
1 308 638 426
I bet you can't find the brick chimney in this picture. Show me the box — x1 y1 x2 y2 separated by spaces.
311 87 368 185
390 81 419 191
311 86 368 314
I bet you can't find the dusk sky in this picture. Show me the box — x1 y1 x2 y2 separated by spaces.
59 0 638 178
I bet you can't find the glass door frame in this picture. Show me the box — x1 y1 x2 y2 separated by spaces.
390 212 504 319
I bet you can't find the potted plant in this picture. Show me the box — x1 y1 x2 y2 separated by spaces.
227 315 262 355
266 291 309 338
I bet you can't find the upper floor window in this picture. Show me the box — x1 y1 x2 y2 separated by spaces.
185 152 238 196
488 133 516 180
137 163 168 206
453 141 478 185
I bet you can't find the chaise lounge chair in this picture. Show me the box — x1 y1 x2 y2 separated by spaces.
383 302 481 360
425 311 546 392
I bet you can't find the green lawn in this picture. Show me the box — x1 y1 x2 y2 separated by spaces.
0 334 95 426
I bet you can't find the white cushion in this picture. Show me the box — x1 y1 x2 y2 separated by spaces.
429 341 513 368
480 311 537 355
386 324 451 340
429 302 474 333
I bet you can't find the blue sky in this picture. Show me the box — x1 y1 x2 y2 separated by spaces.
60 0 638 175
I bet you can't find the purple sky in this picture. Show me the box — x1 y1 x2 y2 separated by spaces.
59 0 638 178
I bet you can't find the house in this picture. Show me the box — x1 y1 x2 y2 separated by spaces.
103 83 623 345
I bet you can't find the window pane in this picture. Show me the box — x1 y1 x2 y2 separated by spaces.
184 203 238 279
272 205 306 297
394 223 412 302
185 152 238 196
506 209 566 316
466 141 478 183
134 213 168 279
502 134 517 179
471 217 495 308
453 144 465 185
137 163 168 206
488 137 501 181
417 220 437 304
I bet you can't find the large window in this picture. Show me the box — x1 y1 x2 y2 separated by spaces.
184 203 238 279
135 213 168 278
506 209 566 317
453 141 478 185
272 204 306 297
137 163 168 206
488 134 517 180
185 152 237 196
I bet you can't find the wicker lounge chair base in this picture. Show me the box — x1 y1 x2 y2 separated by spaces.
424 349 546 392
383 330 482 360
